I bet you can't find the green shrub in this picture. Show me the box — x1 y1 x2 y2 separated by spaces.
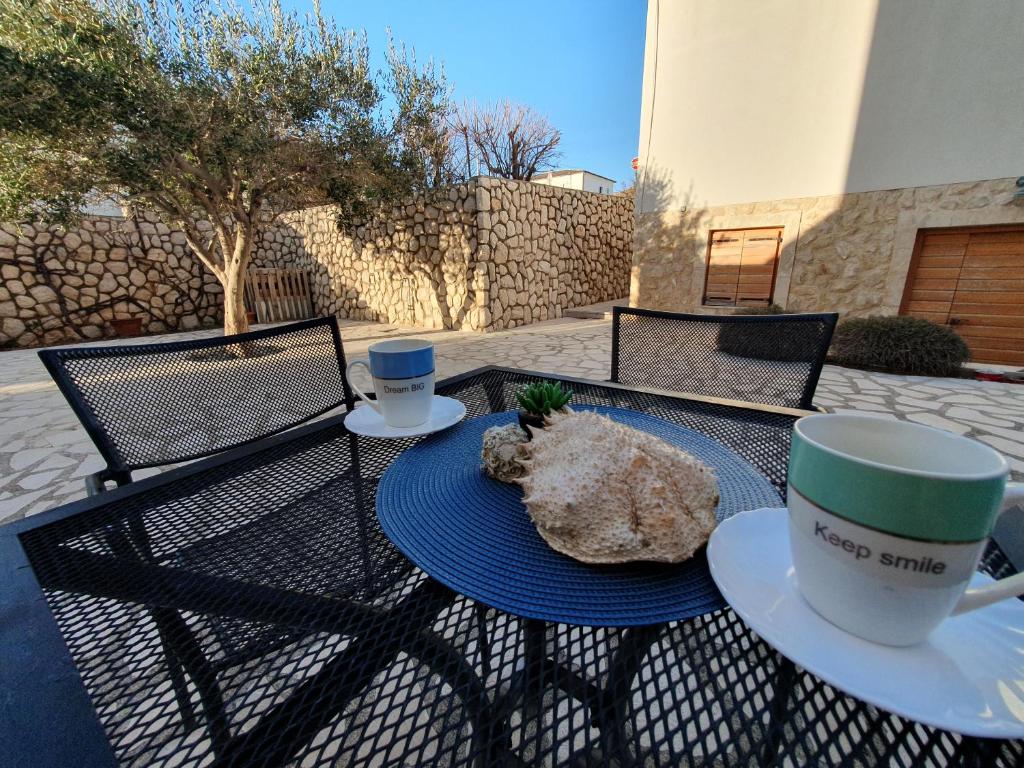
828 316 970 376
733 303 786 315
717 304 813 362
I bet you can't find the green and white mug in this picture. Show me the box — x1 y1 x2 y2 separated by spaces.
787 413 1024 646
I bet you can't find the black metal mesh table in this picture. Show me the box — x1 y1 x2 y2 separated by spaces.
1 368 1020 767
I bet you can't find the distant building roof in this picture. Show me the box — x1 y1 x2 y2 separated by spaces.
532 169 617 183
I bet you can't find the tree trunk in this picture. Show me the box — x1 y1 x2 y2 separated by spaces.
222 258 249 336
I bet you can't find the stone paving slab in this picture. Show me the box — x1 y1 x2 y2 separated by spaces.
562 297 629 319
2 317 1023 523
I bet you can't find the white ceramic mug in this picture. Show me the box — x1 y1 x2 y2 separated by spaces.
346 339 435 428
787 413 1024 646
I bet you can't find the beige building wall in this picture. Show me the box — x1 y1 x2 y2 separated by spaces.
637 0 1024 211
632 177 1024 317
632 0 1024 317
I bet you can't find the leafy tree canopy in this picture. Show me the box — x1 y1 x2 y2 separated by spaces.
0 0 451 332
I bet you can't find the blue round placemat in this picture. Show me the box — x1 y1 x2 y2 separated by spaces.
376 405 782 626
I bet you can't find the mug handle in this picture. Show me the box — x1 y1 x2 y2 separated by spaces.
953 482 1024 615
345 359 382 416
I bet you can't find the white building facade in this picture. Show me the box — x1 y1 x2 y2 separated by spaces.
531 170 617 195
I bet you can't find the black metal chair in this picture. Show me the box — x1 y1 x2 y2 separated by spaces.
39 317 354 494
36 318 496 763
610 307 838 410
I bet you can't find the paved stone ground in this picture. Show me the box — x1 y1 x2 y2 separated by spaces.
2 316 1022 523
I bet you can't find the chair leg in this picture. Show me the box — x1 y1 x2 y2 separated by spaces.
104 517 233 753
161 634 198 730
154 607 233 754
760 657 798 765
474 603 493 682
205 579 504 768
347 431 377 597
599 625 661 764
84 473 107 496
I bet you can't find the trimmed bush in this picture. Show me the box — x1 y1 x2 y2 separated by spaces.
828 316 970 377
733 303 786 316
717 304 813 362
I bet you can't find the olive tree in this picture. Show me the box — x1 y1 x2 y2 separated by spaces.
388 40 468 188
0 0 449 334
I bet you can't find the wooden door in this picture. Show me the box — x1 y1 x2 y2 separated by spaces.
703 227 782 307
901 227 1024 365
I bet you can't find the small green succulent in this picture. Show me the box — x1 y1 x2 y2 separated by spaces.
516 381 573 417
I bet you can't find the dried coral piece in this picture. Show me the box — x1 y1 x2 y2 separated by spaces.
517 410 719 563
481 422 530 483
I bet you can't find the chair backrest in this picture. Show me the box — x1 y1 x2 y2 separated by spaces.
610 307 838 409
39 317 352 480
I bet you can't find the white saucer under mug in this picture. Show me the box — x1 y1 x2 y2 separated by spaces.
344 395 466 439
707 507 1024 739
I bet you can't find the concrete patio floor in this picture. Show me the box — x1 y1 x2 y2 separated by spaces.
2 315 1023 523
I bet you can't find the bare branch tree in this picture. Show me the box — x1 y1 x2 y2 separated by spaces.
456 100 561 180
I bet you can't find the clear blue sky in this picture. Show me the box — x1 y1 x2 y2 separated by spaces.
295 1 647 186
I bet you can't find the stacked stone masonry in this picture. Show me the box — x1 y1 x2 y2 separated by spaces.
1 177 633 347
1 214 222 348
257 177 634 332
630 176 1024 318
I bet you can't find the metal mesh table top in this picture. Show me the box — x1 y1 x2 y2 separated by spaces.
3 367 1020 768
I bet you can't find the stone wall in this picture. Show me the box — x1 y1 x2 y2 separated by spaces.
258 177 634 331
477 178 633 329
1 177 634 347
630 177 1024 317
0 215 222 348
255 182 479 330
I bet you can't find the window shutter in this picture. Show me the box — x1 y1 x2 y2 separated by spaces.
703 227 782 306
737 229 781 306
704 232 743 304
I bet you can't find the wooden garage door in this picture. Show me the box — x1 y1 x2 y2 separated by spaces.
703 227 782 307
901 227 1024 365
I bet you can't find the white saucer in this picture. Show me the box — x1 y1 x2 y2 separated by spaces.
707 507 1024 738
344 396 466 439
